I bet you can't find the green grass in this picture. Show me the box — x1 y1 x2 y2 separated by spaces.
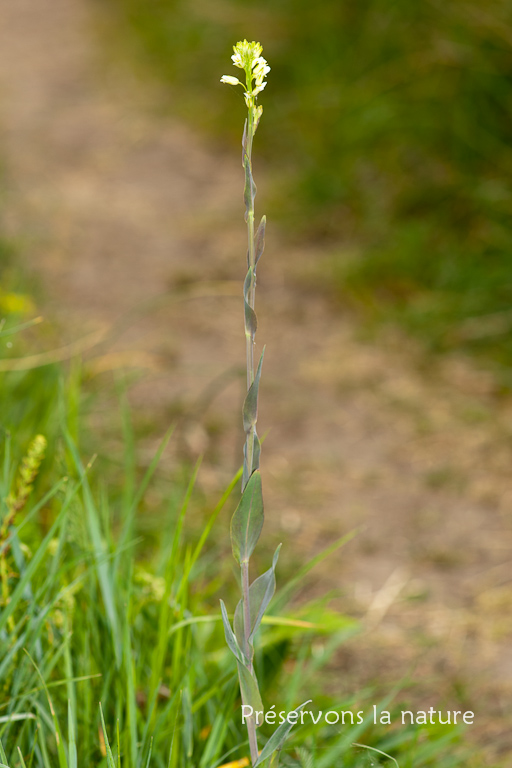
99 0 512 373
0 289 481 767
0 415 472 768
0 285 470 766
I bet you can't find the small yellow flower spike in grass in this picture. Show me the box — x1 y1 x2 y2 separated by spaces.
220 39 270 131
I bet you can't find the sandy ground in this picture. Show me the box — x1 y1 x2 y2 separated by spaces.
0 0 511 761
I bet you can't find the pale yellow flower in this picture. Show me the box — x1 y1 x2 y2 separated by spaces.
220 75 242 86
231 40 263 71
252 82 267 97
221 39 269 129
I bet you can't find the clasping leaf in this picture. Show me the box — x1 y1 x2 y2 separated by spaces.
230 470 264 564
234 544 281 651
243 350 264 434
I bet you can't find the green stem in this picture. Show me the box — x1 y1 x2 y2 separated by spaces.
242 105 259 767
241 561 252 672
245 106 257 482
242 560 258 765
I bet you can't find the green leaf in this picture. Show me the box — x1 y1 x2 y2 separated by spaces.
64 429 121 663
23 650 68 768
243 268 257 337
123 610 138 768
243 350 264 434
245 302 258 338
352 744 399 768
230 471 264 564
219 600 246 664
242 121 248 166
233 599 244 651
0 486 69 632
144 738 153 768
68 700 77 768
237 662 263 721
242 433 261 489
234 545 281 648
99 704 117 768
255 216 266 265
254 700 312 767
181 687 193 759
252 433 261 472
248 544 281 642
0 739 8 767
243 267 253 302
244 157 257 220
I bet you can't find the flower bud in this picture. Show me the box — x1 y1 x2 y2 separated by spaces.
220 75 242 86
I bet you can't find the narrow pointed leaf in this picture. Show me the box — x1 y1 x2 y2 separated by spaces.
252 434 261 473
245 302 258 338
237 661 263 721
230 471 264 564
99 704 117 768
0 739 8 765
254 701 312 766
249 544 281 642
144 739 154 768
182 688 193 759
220 600 246 664
244 158 256 219
244 267 253 302
24 651 67 768
242 432 261 489
255 216 266 265
64 430 121 662
68 701 77 768
242 120 248 165
243 267 257 337
233 597 244 651
244 155 253 214
234 545 281 648
243 350 264 434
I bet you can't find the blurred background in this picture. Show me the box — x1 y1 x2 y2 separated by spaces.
104 0 512 372
1 0 512 762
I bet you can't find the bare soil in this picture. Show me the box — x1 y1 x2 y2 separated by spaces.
0 0 511 761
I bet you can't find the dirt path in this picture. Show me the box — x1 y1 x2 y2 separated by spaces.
1 0 511 760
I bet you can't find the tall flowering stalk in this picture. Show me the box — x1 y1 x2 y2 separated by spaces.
219 41 306 768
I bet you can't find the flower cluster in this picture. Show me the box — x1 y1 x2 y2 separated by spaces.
220 40 270 127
